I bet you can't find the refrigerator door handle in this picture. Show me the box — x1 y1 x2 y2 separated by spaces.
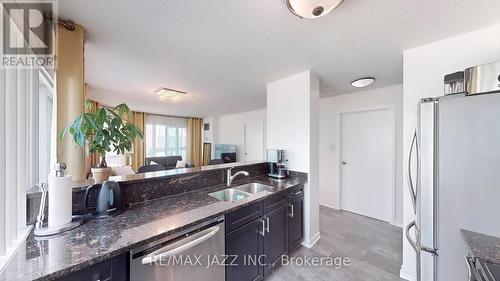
405 220 418 253
407 129 418 213
421 246 438 256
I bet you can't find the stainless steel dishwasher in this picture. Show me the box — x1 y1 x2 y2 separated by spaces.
130 216 225 281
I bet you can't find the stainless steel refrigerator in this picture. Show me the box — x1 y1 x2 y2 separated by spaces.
405 92 500 281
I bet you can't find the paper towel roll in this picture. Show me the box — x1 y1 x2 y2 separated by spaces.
48 175 73 227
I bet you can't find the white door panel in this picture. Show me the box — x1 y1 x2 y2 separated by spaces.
340 109 393 222
244 122 264 162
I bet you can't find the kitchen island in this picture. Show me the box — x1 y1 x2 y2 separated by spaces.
0 162 307 281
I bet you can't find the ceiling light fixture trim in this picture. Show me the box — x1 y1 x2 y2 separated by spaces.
156 88 187 102
351 77 376 88
286 0 344 19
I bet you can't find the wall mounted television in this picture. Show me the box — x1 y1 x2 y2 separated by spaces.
214 144 237 163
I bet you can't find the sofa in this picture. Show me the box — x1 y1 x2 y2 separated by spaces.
145 156 183 169
138 156 194 174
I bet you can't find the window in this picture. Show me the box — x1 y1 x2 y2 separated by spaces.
37 70 55 184
145 115 188 160
0 66 55 271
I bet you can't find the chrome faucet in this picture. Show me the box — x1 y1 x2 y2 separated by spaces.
227 167 249 187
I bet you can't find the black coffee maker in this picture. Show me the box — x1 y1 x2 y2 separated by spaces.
266 149 289 179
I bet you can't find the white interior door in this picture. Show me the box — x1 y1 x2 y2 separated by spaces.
244 122 264 162
339 108 393 222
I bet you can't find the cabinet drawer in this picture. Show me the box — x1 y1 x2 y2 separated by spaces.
289 184 304 200
226 201 263 233
264 191 288 214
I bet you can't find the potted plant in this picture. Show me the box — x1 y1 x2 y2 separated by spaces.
61 100 144 183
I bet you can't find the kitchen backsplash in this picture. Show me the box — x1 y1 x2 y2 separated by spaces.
26 162 307 225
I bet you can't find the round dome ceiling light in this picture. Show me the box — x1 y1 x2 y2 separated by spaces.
286 0 344 19
351 77 376 88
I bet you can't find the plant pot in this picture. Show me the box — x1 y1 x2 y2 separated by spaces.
91 167 112 183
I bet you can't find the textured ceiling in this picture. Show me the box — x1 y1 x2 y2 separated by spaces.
59 0 500 117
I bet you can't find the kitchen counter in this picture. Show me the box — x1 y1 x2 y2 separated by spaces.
462 229 500 264
0 175 306 281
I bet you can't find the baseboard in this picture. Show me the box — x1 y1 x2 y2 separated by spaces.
399 265 416 281
392 219 403 228
319 203 338 210
301 231 321 248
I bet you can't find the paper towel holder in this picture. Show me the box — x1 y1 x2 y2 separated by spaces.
34 163 84 237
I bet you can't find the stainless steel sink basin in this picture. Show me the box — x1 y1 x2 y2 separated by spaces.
208 189 250 202
234 183 275 194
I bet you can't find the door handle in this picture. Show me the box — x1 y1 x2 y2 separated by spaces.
266 216 270 233
141 225 220 264
405 220 418 253
260 219 266 237
288 203 294 218
407 128 418 213
340 161 347 165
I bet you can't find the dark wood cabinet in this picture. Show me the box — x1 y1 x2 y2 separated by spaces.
288 195 304 250
57 253 128 281
226 218 265 281
263 205 288 276
226 201 263 233
225 184 304 280
263 192 288 214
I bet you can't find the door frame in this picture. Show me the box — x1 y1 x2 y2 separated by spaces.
336 105 397 225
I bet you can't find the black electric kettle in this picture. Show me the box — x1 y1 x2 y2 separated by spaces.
84 181 123 218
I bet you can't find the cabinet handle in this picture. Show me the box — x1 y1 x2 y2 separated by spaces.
266 216 270 233
260 219 266 237
295 190 302 195
288 203 294 218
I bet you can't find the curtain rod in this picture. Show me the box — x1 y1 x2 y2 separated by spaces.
44 14 75 31
97 102 200 120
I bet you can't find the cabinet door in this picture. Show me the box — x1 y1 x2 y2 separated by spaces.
288 196 304 250
263 205 288 276
226 219 265 281
57 259 111 281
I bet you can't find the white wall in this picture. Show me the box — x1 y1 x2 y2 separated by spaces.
212 109 266 162
401 24 500 281
319 84 403 226
267 70 320 247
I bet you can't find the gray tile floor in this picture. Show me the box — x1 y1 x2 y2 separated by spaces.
267 206 405 281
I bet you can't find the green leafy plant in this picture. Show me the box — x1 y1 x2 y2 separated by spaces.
61 100 144 168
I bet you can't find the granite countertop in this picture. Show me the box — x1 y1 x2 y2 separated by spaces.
462 229 500 264
0 175 306 281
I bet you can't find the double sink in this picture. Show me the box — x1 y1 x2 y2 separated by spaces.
209 183 275 202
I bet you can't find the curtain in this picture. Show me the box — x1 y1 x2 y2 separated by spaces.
202 143 211 166
145 115 188 160
56 24 85 180
84 97 100 171
187 118 203 167
131 112 145 171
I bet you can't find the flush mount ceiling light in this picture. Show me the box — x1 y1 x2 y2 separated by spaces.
351 77 376 88
156 88 187 102
286 0 344 19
